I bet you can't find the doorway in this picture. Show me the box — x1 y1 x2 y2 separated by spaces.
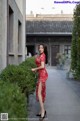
27 45 35 56
51 45 59 66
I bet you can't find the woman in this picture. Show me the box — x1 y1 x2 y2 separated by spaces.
31 44 48 120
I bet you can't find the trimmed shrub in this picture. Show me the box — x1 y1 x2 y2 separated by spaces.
19 57 38 98
20 56 37 68
0 57 37 98
0 56 37 120
0 80 27 121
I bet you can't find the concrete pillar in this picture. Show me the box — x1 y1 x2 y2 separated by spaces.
49 38 51 66
14 14 18 65
0 0 7 72
22 0 26 61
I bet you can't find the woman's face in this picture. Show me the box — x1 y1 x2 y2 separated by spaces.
38 45 44 54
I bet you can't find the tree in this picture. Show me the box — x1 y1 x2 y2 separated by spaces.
71 4 80 80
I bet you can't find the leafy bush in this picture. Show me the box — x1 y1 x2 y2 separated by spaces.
20 56 37 68
19 57 37 97
71 4 80 80
0 57 37 98
0 57 37 120
0 80 27 121
0 65 24 84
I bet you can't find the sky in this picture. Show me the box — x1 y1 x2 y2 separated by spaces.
26 0 78 14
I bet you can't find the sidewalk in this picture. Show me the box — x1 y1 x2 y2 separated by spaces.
28 68 80 121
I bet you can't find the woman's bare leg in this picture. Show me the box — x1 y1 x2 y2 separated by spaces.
38 81 45 117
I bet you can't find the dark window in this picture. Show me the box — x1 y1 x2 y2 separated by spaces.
18 20 22 53
64 45 71 55
8 6 14 52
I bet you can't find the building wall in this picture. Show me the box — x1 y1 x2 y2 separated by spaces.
0 0 7 72
0 0 26 72
15 0 23 14
15 0 26 60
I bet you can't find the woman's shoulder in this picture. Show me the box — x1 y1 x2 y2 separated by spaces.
40 53 46 62
41 52 45 56
40 53 45 58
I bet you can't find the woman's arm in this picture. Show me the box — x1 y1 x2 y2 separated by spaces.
31 62 45 72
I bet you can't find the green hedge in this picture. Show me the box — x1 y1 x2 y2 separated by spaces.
0 80 27 121
19 57 38 94
0 57 37 120
0 57 37 97
71 4 80 80
20 57 37 68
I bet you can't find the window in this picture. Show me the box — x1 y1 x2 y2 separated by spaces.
8 6 14 52
18 20 22 53
64 45 71 55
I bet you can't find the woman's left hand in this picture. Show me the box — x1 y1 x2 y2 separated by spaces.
31 68 36 72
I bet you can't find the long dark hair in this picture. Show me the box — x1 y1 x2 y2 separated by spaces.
38 44 48 64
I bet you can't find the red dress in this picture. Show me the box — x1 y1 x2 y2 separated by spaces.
35 52 48 103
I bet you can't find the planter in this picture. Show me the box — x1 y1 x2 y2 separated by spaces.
66 71 74 79
57 64 64 70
